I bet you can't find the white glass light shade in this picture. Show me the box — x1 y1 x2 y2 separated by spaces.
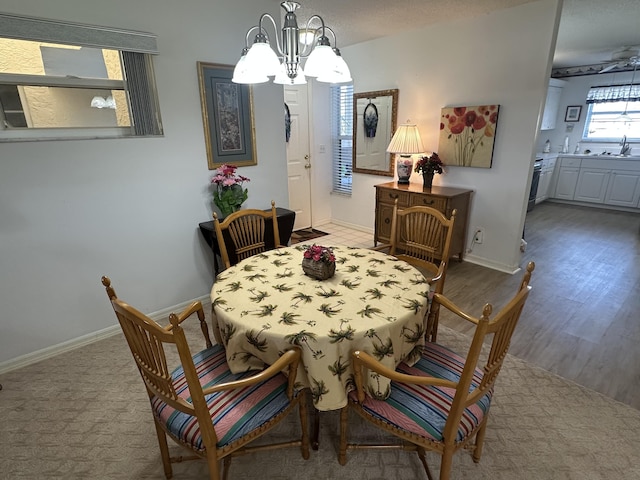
304 44 337 77
317 54 352 83
386 124 425 154
232 53 269 84
274 63 307 85
245 42 281 77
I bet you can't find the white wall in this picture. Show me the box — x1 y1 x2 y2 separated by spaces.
0 0 563 368
330 0 562 271
537 70 639 155
0 0 288 366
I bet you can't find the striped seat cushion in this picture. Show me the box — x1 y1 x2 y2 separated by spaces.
351 342 493 443
151 344 292 451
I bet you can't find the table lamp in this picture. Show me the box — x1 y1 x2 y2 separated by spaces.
386 122 424 184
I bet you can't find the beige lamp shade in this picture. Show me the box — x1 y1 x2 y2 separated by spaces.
386 123 425 154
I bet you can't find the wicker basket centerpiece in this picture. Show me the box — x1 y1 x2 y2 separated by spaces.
302 244 336 280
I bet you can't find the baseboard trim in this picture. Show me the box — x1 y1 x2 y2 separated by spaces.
0 294 210 375
463 254 521 275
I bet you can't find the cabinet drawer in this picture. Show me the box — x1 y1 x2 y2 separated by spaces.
377 188 410 207
409 194 447 212
560 157 582 168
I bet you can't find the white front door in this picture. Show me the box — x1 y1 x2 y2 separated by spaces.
285 84 312 231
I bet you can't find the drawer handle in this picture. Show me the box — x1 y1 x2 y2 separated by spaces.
384 218 390 224
389 194 399 199
422 199 435 205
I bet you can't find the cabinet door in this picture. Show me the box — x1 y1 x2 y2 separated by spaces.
375 201 396 243
604 171 640 207
553 167 579 200
541 86 562 130
574 169 610 203
536 170 551 203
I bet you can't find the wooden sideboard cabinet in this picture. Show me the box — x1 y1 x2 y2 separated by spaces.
374 182 473 261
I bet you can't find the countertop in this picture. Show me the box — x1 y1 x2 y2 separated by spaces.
557 153 640 160
538 152 640 161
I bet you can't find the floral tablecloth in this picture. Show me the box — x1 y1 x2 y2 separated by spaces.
210 245 429 411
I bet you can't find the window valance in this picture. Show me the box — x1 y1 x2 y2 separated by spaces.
0 12 158 54
586 84 640 104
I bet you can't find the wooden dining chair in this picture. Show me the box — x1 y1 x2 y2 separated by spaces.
101 276 309 480
374 198 457 341
338 261 535 480
213 200 283 271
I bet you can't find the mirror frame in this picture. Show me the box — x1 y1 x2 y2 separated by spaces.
352 89 399 176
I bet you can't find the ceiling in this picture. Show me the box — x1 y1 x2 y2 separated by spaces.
289 0 640 76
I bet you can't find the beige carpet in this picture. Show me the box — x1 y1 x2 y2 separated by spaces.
1 314 639 479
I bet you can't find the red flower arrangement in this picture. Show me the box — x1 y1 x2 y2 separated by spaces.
303 244 335 264
414 152 444 176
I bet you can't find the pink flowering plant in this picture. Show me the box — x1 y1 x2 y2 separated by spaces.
303 244 336 264
210 164 250 217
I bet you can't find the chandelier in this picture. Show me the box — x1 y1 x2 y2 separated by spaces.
232 1 351 85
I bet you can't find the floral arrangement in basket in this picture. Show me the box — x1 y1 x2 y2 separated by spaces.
302 244 336 280
414 152 445 176
210 164 250 217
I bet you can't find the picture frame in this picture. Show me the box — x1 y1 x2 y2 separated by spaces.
197 62 257 169
565 105 582 122
437 105 500 168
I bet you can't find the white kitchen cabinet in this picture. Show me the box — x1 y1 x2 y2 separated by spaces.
536 169 549 203
535 156 558 203
574 169 610 203
541 86 562 130
540 79 567 131
550 156 640 210
604 171 640 207
553 157 581 200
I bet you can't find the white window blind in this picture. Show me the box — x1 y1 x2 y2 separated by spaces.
331 84 353 195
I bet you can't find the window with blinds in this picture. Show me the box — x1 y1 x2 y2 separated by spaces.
331 84 353 195
583 79 640 141
0 13 162 141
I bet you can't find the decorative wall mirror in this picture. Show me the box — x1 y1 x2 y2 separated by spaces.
352 89 399 176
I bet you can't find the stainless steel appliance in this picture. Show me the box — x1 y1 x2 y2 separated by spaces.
527 159 542 212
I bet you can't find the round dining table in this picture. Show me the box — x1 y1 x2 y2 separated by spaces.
210 245 430 412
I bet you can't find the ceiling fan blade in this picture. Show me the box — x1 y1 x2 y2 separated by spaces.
599 63 618 73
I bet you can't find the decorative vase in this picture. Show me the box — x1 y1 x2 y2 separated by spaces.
423 173 434 189
396 157 413 184
302 258 336 280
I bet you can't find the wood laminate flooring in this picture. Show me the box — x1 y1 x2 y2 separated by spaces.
439 202 640 410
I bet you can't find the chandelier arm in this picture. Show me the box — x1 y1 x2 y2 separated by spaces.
323 26 338 47
257 13 285 56
300 15 328 57
244 25 260 48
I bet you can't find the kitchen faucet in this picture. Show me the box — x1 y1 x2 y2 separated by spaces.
619 135 631 156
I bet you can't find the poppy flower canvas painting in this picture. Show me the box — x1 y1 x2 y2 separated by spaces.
438 105 500 168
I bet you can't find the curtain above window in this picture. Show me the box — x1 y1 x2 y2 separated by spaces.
586 83 640 104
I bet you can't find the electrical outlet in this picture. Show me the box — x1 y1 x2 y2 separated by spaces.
474 228 484 244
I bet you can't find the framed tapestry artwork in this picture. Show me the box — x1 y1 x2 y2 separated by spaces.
564 105 581 122
197 62 257 169
438 105 500 168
